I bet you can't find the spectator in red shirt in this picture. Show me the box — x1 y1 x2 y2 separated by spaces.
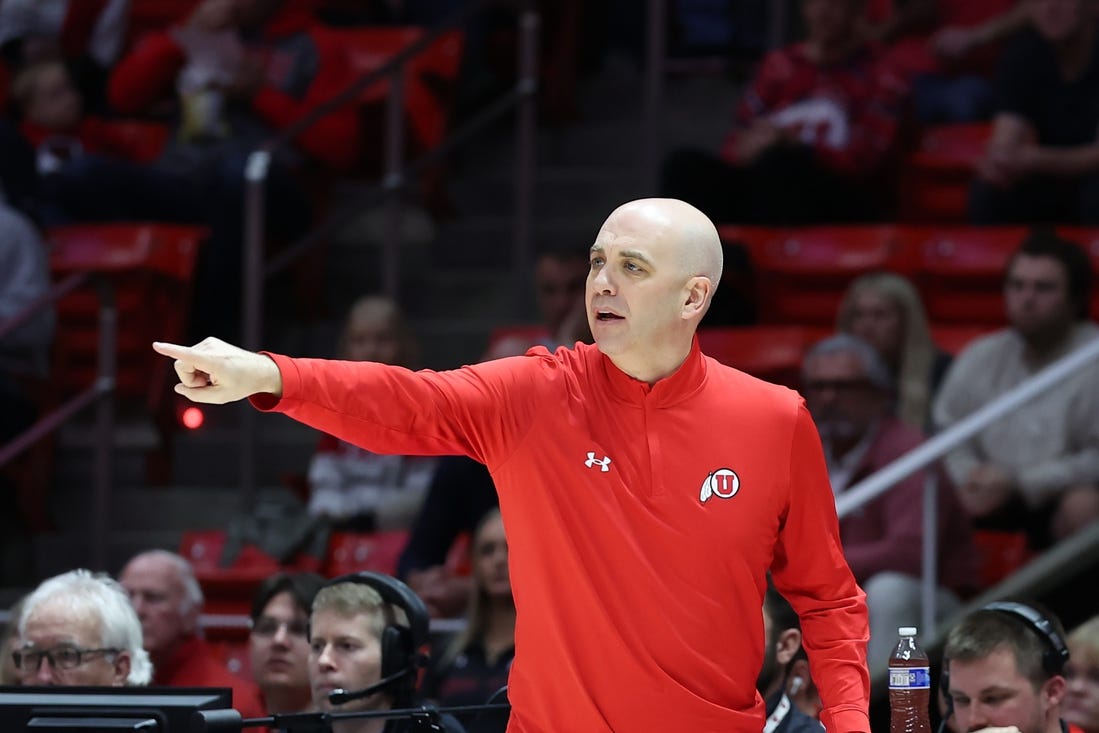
119 550 266 719
10 59 199 226
661 0 909 225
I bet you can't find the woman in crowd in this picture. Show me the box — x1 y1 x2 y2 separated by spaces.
424 509 513 733
836 271 951 429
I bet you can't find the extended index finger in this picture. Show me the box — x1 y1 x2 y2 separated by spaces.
152 341 196 362
153 341 211 388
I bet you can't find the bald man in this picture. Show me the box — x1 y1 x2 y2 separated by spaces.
153 199 870 733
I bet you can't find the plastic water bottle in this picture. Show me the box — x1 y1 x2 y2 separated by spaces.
889 626 931 733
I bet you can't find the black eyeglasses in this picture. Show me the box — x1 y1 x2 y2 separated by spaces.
251 616 309 639
13 646 120 672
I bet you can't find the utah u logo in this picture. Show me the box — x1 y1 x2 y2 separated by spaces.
584 452 612 472
699 468 740 503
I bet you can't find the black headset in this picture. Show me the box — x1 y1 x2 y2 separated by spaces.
940 600 1070 724
319 571 431 705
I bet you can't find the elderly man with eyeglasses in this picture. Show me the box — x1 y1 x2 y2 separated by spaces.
13 569 151 686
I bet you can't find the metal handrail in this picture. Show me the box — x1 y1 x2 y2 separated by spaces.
836 333 1099 637
238 0 540 504
0 271 117 570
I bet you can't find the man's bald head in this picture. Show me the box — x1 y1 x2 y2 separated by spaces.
606 198 723 290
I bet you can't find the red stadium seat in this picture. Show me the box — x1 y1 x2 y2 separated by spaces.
698 326 829 390
898 123 991 222
971 530 1034 590
917 227 1025 324
323 530 410 578
47 223 206 481
313 26 465 157
745 226 921 325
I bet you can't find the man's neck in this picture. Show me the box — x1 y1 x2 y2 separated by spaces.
1021 322 1075 363
151 634 193 680
607 342 692 385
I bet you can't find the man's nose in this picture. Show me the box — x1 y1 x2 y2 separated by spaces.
34 657 56 684
272 625 290 645
591 267 614 294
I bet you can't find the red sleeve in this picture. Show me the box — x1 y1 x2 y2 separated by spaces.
812 58 908 177
771 402 871 733
249 28 361 172
250 353 544 466
108 31 187 115
721 49 788 163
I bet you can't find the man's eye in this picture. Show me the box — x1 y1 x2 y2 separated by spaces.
55 649 80 665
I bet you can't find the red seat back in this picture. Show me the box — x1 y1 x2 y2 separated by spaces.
314 26 465 155
971 529 1034 589
47 223 206 410
899 123 991 223
918 227 1024 324
324 529 410 578
746 226 921 325
698 326 829 390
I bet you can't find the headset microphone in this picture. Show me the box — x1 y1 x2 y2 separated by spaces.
329 668 413 706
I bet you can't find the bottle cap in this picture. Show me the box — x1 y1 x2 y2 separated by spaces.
899 626 918 636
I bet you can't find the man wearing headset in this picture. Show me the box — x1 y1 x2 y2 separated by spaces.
309 575 466 733
941 602 1083 733
759 584 823 733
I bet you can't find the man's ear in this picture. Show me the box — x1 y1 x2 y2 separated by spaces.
112 651 132 687
775 628 802 666
682 276 713 319
1042 675 1067 708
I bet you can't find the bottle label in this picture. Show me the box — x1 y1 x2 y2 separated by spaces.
889 666 931 690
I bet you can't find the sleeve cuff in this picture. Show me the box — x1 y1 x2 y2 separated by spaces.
248 352 298 411
819 707 870 733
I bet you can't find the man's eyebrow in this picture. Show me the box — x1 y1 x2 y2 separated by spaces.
619 249 654 266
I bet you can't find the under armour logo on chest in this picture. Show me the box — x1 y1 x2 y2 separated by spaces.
584 452 612 472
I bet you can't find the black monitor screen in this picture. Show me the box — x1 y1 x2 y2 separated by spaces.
0 686 233 732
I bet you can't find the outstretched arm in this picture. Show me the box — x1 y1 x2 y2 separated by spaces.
152 338 283 403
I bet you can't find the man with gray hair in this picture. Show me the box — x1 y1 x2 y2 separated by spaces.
14 569 151 686
802 334 976 669
119 550 264 717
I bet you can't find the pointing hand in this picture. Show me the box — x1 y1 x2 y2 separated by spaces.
152 337 283 404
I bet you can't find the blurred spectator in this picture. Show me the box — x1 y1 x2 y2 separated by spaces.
107 0 360 173
863 0 1027 123
249 571 324 715
10 59 200 227
1065 615 1099 733
836 271 951 429
14 569 151 686
941 602 1071 733
660 0 909 224
307 296 436 531
802 334 976 668
483 246 589 360
969 0 1099 224
424 509 513 733
759 583 824 730
0 596 26 685
932 230 1099 549
398 455 498 619
119 549 265 717
108 0 359 340
0 0 131 111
